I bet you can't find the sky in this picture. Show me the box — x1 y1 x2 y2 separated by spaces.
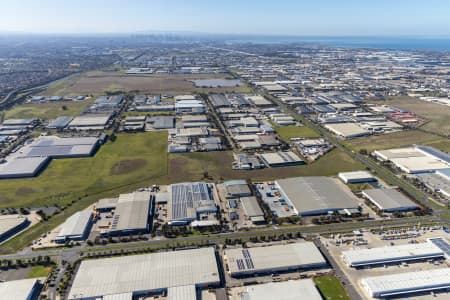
1 0 450 36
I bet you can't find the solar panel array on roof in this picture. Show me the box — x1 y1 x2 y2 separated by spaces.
169 182 217 222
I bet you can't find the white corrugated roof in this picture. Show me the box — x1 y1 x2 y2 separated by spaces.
225 242 326 275
243 279 322 300
68 247 220 299
343 242 443 266
362 268 450 296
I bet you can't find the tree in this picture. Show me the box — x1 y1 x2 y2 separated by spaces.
61 105 68 111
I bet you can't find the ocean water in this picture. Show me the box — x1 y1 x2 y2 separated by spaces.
226 36 450 52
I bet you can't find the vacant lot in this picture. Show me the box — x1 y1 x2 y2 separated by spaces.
0 131 168 209
313 275 351 300
4 99 94 119
28 265 52 278
274 125 321 142
166 148 364 183
346 130 449 152
41 70 252 95
368 96 450 136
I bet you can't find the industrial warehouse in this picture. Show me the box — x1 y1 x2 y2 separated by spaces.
0 278 43 300
373 145 450 174
55 210 92 243
224 242 327 277
103 191 152 236
275 176 361 216
361 268 450 298
166 182 217 225
68 247 220 300
361 188 420 212
0 136 101 179
0 214 30 243
342 241 445 267
238 279 323 300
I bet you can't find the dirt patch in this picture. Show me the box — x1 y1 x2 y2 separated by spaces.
110 159 147 175
15 187 37 196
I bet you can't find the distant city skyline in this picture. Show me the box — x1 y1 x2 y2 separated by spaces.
1 0 450 36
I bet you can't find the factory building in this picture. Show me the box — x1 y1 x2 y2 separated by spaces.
275 177 360 216
224 180 252 198
0 278 43 300
338 171 377 184
342 241 444 267
240 196 265 224
361 268 450 298
324 123 370 139
69 114 111 130
68 247 220 300
0 214 30 243
373 146 450 174
259 151 304 167
47 116 73 130
0 136 101 179
361 188 419 212
224 242 327 277
21 136 100 159
55 210 92 243
0 156 50 179
167 182 217 225
105 191 152 236
240 279 322 300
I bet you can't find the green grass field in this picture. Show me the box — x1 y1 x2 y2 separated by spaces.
313 275 351 300
274 125 321 142
369 96 450 136
27 265 52 278
345 130 449 152
166 148 364 183
5 99 94 119
0 131 168 209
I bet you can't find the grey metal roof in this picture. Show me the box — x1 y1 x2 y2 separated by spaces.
68 247 220 299
362 268 450 297
240 197 263 218
47 116 73 129
342 242 443 267
225 242 326 275
0 278 39 300
0 156 49 178
22 136 99 158
56 210 92 240
362 188 419 211
276 177 360 215
168 285 196 300
103 293 133 300
242 279 322 300
109 192 151 234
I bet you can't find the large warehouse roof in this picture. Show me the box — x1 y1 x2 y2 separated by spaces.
242 279 322 300
0 278 40 300
362 268 450 298
0 156 49 179
361 188 419 212
22 136 99 158
240 196 264 218
275 177 360 216
68 247 220 299
224 242 326 276
342 242 443 267
56 210 92 242
168 182 216 223
108 192 151 234
324 123 370 139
